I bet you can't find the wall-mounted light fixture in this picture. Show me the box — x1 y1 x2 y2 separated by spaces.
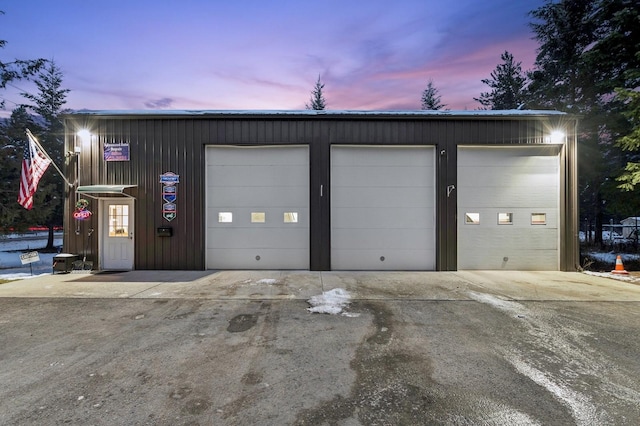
76 129 93 151
545 130 566 144
73 129 93 189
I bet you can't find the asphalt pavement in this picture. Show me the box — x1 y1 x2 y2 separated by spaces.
0 270 639 425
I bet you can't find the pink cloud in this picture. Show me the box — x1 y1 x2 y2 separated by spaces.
322 35 539 110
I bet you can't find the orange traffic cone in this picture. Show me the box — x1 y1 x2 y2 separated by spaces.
611 255 629 275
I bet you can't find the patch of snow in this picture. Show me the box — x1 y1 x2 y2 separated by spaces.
307 288 352 315
0 271 53 280
583 251 640 265
0 234 62 279
505 354 603 425
467 291 525 316
256 278 278 285
583 271 640 284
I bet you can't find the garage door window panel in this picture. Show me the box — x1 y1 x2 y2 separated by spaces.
531 213 547 225
465 213 480 225
218 212 233 223
498 213 513 225
251 212 266 223
284 212 298 223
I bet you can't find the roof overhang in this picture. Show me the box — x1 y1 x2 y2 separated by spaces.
63 109 576 121
76 185 136 199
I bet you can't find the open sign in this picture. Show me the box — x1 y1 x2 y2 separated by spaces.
73 209 92 220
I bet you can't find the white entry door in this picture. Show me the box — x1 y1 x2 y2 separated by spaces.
102 199 134 270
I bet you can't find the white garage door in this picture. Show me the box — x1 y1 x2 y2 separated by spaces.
457 146 560 270
206 146 309 269
331 146 436 270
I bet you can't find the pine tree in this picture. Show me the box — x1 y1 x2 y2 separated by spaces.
306 75 327 110
474 51 528 110
528 0 607 244
583 0 639 105
616 85 640 190
587 1 640 192
527 0 599 112
420 80 445 110
21 60 70 131
526 0 639 246
1 10 46 109
20 60 70 248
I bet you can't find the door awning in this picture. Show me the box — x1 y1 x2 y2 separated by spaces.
76 185 137 199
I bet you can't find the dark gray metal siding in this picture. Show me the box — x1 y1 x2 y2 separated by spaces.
65 119 206 270
63 112 578 271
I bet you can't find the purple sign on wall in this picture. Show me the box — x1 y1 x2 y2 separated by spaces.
104 143 130 161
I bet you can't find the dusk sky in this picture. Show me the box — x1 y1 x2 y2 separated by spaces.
1 0 544 115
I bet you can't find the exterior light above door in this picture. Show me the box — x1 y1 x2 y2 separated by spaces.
76 129 93 150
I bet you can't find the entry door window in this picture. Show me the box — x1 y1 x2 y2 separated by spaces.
108 204 130 237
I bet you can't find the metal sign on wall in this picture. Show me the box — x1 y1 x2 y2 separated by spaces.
104 143 130 161
160 172 179 222
163 185 177 203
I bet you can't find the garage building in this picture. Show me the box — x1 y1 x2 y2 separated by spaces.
62 110 579 272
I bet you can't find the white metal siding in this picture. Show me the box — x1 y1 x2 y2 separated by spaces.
206 146 309 269
457 146 560 270
331 146 436 270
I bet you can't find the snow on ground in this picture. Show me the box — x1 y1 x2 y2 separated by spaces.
256 278 278 285
466 291 525 316
0 233 63 280
582 251 640 284
584 251 640 264
307 288 354 315
240 278 279 285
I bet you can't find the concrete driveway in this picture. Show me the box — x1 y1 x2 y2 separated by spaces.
0 270 639 425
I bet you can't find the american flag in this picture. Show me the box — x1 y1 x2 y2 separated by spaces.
17 133 52 210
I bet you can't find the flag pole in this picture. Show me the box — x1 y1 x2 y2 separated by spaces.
26 128 74 188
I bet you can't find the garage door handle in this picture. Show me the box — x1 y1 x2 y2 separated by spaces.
320 185 323 197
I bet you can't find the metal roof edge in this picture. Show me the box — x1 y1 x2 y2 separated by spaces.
62 109 574 120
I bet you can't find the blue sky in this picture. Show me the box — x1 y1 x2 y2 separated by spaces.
1 0 543 114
